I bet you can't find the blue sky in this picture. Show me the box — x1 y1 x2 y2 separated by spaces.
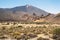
0 0 60 14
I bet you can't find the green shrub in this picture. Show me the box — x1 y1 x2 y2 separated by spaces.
53 28 60 39
53 28 60 35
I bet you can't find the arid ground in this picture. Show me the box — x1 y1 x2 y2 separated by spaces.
0 22 60 40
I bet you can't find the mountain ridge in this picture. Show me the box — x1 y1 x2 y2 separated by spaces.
0 5 59 23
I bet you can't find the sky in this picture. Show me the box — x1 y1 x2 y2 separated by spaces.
0 0 60 14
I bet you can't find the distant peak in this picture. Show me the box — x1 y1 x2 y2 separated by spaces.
25 4 31 8
25 4 31 6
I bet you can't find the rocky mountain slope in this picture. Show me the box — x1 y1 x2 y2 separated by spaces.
0 5 59 23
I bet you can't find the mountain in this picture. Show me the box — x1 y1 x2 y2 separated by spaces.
51 13 60 23
10 5 48 16
0 5 50 22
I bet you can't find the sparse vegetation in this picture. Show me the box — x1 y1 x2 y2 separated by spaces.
0 22 59 40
